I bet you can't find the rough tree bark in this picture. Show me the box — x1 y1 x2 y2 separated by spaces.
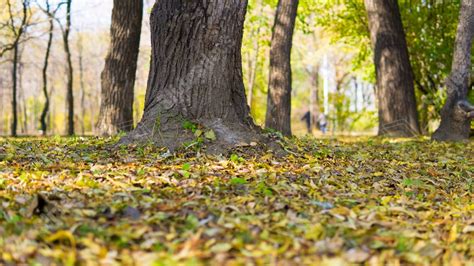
97 0 143 136
265 0 299 136
432 0 473 141
365 0 421 137
40 0 55 136
122 0 262 152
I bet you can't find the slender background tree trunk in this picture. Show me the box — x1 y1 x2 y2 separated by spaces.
11 42 19 137
19 56 27 134
63 0 74 136
265 0 299 136
40 1 54 136
365 0 421 137
309 69 319 132
79 38 86 135
7 0 29 137
97 0 143 136
432 0 473 141
247 36 260 113
124 0 259 151
246 0 264 114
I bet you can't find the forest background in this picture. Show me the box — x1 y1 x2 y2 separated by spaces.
2 0 471 137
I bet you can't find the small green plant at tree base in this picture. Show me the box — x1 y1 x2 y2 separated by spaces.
182 120 197 133
181 120 218 151
230 154 245 163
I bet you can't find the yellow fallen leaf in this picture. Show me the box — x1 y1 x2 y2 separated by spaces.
448 224 458 244
381 196 392 205
305 223 324 240
45 230 76 249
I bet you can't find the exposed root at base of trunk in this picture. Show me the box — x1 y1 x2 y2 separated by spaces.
119 117 284 155
432 100 473 141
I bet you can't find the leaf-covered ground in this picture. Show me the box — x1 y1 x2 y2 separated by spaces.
0 136 473 265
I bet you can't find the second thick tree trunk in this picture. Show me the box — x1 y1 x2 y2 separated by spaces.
265 0 299 136
97 0 143 136
365 0 421 137
432 0 474 141
123 0 261 152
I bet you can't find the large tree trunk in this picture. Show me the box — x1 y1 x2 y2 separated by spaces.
97 0 143 136
432 0 473 141
122 0 261 152
365 0 421 137
63 0 74 136
265 0 299 136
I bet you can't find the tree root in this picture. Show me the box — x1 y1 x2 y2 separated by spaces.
119 117 284 155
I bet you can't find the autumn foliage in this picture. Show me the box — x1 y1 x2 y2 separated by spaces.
0 137 473 264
